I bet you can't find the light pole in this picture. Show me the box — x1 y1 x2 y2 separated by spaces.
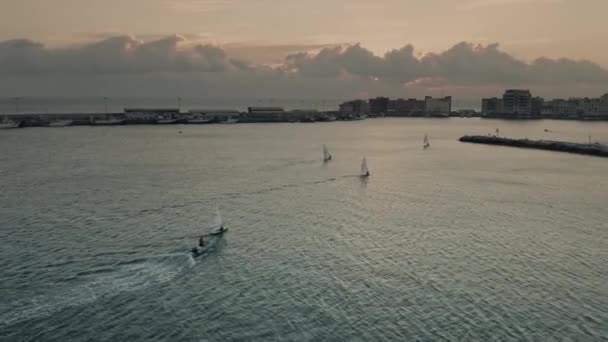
177 97 182 113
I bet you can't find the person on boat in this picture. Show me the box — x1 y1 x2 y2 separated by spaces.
198 235 205 247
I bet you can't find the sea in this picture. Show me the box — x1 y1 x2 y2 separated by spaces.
1 118 607 341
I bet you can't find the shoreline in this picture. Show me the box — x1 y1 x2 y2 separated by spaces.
3 113 608 129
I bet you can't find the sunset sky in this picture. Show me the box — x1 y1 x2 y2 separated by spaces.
1 0 607 100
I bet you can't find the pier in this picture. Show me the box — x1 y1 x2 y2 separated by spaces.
459 135 608 158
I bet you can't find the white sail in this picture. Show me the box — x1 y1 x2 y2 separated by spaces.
214 206 223 228
360 157 369 177
323 144 331 161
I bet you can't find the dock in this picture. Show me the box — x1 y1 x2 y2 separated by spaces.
459 135 608 158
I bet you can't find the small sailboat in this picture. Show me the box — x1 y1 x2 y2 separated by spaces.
323 144 332 161
423 134 430 149
360 157 370 177
191 207 227 257
210 207 227 235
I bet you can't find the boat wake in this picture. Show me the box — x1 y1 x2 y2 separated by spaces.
0 253 195 327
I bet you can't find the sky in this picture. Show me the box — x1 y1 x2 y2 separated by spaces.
1 0 607 102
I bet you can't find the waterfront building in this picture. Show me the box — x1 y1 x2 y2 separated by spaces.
339 100 369 114
531 97 544 116
424 96 452 115
481 97 503 114
247 107 284 114
601 93 608 113
541 99 567 116
369 97 389 114
246 107 287 122
502 89 532 114
387 98 425 115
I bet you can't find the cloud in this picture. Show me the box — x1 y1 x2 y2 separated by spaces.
0 35 606 99
286 41 608 86
0 34 248 75
222 43 343 65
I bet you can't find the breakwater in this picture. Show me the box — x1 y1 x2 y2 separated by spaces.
459 135 608 157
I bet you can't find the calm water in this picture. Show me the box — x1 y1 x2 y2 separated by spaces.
1 118 607 341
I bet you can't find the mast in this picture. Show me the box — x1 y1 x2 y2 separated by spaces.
361 157 369 176
323 144 331 161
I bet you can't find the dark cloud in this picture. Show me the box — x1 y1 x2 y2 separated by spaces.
0 36 606 99
0 34 248 75
288 41 608 86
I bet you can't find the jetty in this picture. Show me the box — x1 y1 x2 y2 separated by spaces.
459 135 608 158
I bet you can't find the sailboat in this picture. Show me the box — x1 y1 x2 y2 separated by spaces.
423 134 430 149
191 207 227 257
360 157 370 177
323 144 332 161
209 207 227 235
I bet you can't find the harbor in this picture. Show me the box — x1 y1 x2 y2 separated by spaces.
0 107 363 128
459 135 608 157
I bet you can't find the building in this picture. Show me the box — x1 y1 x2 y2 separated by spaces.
124 108 179 116
541 99 569 116
189 109 241 121
339 100 369 114
481 98 503 114
424 96 451 115
502 89 532 114
247 107 284 114
601 93 608 113
531 97 544 116
246 107 287 122
483 90 608 118
387 98 425 115
368 97 389 114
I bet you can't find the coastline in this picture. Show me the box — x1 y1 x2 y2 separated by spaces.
3 112 608 129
